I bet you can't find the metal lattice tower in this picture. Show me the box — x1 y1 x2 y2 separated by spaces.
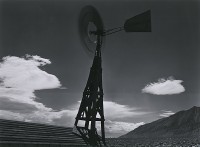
74 35 105 146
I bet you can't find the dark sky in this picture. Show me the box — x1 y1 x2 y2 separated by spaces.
0 0 199 130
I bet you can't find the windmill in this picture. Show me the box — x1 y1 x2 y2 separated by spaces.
73 5 151 146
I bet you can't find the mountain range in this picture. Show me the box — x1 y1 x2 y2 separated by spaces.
120 106 200 138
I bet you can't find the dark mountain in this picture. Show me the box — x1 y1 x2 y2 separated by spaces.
120 106 200 138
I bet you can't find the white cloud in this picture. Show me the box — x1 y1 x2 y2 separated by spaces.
0 109 73 124
103 102 146 137
0 54 61 103
0 110 26 121
0 98 146 136
0 55 62 123
0 55 146 137
0 55 61 91
159 110 174 117
142 77 185 95
103 120 144 138
49 101 148 127
104 101 149 120
103 101 147 137
0 97 38 113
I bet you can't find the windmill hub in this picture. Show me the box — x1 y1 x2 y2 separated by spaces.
87 22 98 43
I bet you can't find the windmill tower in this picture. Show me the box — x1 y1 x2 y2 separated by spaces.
74 35 105 146
74 5 151 146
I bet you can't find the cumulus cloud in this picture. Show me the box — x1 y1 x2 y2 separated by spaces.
0 55 146 137
0 54 61 103
142 77 185 95
0 110 69 125
0 98 146 136
0 110 26 121
103 120 144 137
0 55 61 92
103 102 147 137
0 55 62 124
0 97 38 113
104 101 149 120
50 101 148 127
69 101 147 137
159 110 175 117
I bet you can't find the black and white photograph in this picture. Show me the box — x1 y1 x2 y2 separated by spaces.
0 0 199 146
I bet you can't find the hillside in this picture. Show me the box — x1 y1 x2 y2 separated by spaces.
120 106 200 138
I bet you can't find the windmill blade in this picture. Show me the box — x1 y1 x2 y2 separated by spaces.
78 5 105 57
124 10 151 32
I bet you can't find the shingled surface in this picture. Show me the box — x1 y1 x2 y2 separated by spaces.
0 119 87 146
